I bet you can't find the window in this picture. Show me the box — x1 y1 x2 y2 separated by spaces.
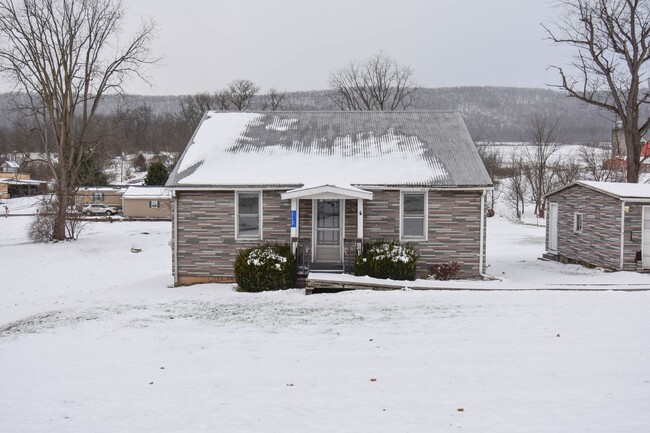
574 212 584 234
401 191 427 240
236 191 261 239
92 192 104 202
149 200 160 208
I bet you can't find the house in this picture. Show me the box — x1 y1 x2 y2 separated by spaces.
121 186 171 219
0 162 43 199
75 186 126 210
545 180 650 271
166 111 493 286
1 160 19 173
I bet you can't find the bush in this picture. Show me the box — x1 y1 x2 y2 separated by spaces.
429 262 461 280
234 244 297 292
353 240 418 281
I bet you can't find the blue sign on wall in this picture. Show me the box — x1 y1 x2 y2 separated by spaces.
290 210 297 228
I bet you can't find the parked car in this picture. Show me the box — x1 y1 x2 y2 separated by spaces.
82 203 118 216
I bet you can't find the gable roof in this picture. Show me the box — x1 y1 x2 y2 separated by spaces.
547 180 650 200
167 111 492 189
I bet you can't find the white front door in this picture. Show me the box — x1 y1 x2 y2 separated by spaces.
314 199 343 263
548 203 558 254
642 206 650 268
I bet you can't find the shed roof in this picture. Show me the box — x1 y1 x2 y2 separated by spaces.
166 111 492 189
122 186 170 199
547 180 650 200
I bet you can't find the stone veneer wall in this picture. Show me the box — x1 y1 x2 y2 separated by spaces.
546 185 623 270
362 190 484 277
174 190 290 285
174 189 486 284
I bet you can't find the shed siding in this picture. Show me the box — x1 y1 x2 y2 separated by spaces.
546 185 622 270
123 198 172 219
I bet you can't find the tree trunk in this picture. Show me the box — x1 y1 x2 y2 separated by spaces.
625 128 641 183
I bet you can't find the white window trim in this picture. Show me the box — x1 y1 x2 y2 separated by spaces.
574 212 584 234
235 190 263 241
400 190 428 241
92 192 104 202
149 200 159 208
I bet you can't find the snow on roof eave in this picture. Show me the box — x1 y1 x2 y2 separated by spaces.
546 180 650 200
280 184 373 201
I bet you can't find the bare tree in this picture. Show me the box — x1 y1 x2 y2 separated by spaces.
0 0 155 240
544 0 650 183
522 115 563 218
476 143 505 212
261 88 287 111
227 79 260 111
328 52 418 111
503 155 528 219
179 92 214 127
214 89 231 110
578 143 626 181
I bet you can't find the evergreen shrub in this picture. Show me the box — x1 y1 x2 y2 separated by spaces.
353 240 418 281
234 243 297 292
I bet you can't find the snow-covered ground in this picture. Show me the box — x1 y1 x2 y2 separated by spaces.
1 196 649 432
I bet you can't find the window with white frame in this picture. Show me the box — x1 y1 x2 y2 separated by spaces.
574 212 584 234
401 191 427 240
236 191 261 239
92 192 104 201
149 200 159 208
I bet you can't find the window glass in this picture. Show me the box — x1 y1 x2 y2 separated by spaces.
402 192 426 239
403 194 424 215
149 200 159 208
238 192 260 238
574 213 583 233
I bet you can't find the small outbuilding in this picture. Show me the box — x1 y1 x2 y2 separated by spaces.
545 180 650 271
166 111 493 286
121 186 171 219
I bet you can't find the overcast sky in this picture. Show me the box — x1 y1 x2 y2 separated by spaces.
122 0 568 95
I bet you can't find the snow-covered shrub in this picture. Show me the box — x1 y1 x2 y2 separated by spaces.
234 244 296 292
353 240 418 280
429 262 461 280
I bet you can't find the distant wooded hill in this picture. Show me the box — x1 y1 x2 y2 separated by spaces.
0 86 616 145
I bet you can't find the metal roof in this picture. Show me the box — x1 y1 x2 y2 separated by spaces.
547 180 650 200
167 111 492 189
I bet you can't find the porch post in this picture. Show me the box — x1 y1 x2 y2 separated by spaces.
357 198 364 254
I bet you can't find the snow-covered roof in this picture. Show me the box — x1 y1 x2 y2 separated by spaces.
1 161 19 168
122 186 170 199
77 186 127 193
166 111 492 189
548 180 650 200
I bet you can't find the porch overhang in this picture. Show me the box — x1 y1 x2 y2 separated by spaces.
280 184 373 201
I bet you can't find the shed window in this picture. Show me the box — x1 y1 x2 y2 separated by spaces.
149 200 159 208
401 191 427 240
92 192 104 201
574 212 584 234
236 191 261 239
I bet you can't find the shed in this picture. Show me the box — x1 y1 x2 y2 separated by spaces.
545 180 650 271
122 186 171 219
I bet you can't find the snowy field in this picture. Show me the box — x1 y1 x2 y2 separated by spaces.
1 197 649 432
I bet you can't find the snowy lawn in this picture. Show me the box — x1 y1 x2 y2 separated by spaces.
1 197 649 432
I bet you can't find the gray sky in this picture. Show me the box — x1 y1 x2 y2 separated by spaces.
123 0 568 95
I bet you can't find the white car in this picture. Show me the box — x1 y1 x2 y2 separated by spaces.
82 203 118 216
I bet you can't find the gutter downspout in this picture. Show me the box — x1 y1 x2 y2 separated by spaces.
173 190 179 285
479 190 487 277
620 200 625 271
